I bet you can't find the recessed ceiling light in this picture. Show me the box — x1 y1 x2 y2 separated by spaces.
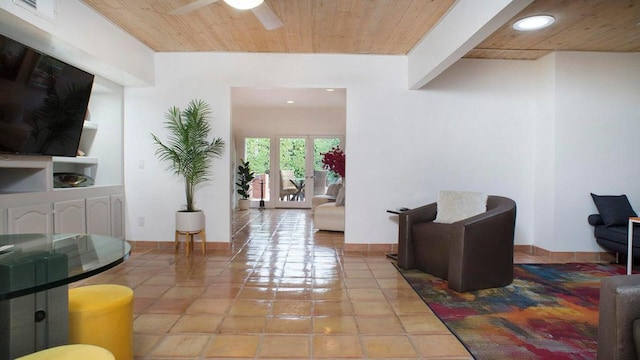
325 88 335 92
513 15 555 31
286 100 294 104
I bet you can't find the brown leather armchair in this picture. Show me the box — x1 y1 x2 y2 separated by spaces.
397 195 517 292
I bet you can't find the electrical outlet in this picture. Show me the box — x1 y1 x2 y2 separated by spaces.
137 217 145 226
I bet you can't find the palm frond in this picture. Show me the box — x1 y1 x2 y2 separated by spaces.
151 99 225 211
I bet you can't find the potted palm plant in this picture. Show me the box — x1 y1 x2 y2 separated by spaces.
151 99 225 232
235 158 255 210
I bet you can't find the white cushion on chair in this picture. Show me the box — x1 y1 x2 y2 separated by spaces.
434 190 487 224
326 183 342 197
335 187 345 206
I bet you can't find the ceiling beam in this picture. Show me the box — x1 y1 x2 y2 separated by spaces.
407 0 533 90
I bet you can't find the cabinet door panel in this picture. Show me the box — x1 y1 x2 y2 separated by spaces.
8 204 53 234
110 194 125 240
0 208 6 234
54 199 86 234
86 196 110 236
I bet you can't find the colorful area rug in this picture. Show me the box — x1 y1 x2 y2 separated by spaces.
399 263 628 360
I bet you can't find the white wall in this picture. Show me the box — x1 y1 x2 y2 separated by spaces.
124 51 640 253
3 0 637 253
125 53 541 244
125 53 405 243
361 58 537 246
232 107 345 138
532 53 557 251
551 52 640 252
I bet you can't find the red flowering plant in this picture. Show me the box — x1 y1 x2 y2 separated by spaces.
321 146 345 178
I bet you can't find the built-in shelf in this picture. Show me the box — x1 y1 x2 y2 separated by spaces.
83 121 98 131
51 120 100 181
52 156 98 165
0 155 52 194
0 77 122 197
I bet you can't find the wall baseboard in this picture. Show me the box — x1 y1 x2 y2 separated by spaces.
130 240 230 252
342 243 397 254
513 244 615 262
128 240 614 262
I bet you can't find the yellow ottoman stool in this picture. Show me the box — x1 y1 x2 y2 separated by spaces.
16 344 115 359
68 285 134 360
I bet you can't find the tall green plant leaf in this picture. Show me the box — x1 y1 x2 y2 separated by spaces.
151 99 225 212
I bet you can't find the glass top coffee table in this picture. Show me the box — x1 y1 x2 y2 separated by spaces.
0 233 130 300
0 233 130 358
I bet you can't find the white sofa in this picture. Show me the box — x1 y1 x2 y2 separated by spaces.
311 182 342 212
314 202 345 232
314 184 345 231
312 195 335 212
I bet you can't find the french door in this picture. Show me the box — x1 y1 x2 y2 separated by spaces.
276 137 311 208
243 136 342 209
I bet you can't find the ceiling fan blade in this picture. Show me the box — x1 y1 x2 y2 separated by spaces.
251 2 283 30
169 0 220 15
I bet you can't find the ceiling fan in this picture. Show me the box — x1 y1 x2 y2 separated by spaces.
169 0 284 30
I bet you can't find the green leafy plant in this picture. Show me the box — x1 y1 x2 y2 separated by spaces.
235 158 255 200
151 99 225 212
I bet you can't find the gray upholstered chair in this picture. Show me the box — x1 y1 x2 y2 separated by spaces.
598 274 640 360
313 170 327 196
397 195 516 292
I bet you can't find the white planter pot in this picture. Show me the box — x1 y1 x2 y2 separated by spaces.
238 199 250 211
175 210 205 232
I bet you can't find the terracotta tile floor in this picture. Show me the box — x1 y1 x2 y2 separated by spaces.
74 209 567 359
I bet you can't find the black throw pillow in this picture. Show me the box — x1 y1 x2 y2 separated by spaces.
591 193 637 227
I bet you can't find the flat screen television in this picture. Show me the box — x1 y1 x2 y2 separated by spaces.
0 33 94 157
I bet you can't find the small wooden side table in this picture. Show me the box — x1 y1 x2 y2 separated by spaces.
175 229 206 256
627 217 640 274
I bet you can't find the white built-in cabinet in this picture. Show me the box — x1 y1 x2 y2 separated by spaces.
86 196 111 236
53 199 86 234
0 77 125 238
7 204 53 234
0 209 6 234
110 194 125 240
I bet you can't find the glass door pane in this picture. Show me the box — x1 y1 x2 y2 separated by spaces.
313 137 342 196
245 138 270 206
277 137 310 208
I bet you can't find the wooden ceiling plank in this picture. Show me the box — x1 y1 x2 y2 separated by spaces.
470 0 640 56
82 0 640 58
191 3 240 51
308 0 324 52
361 0 405 54
280 0 302 52
292 0 315 53
338 0 368 53
110 6 179 51
260 0 290 52
329 0 354 53
350 0 385 54
380 0 453 54
405 0 457 52
385 0 436 54
319 0 339 53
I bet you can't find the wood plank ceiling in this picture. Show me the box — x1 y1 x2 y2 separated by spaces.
83 0 640 60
